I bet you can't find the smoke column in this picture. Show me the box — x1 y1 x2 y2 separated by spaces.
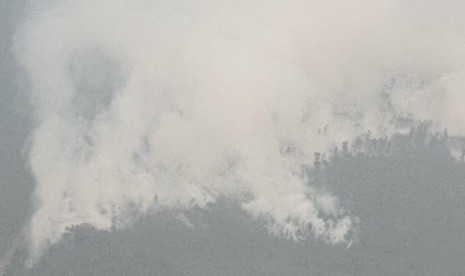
0 226 27 276
13 0 465 264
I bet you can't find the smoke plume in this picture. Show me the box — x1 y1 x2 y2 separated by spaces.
13 0 465 263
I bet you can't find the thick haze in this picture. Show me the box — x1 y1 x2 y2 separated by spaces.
6 0 465 268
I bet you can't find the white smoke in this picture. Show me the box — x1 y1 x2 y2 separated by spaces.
0 226 27 276
13 0 465 264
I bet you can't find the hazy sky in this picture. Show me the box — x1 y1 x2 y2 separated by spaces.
1 0 465 275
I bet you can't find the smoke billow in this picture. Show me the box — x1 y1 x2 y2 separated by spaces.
13 0 465 264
